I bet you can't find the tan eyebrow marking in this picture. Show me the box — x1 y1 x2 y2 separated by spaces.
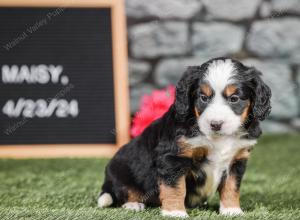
200 84 212 97
224 85 238 97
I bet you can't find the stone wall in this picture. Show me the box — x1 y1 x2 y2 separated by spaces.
125 0 300 133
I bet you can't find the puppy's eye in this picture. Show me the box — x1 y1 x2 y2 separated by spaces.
200 94 209 103
228 95 239 103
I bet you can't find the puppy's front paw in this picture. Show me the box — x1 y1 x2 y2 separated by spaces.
220 207 244 216
122 202 145 211
161 210 189 218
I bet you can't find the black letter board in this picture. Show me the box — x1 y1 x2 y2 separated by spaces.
0 0 130 157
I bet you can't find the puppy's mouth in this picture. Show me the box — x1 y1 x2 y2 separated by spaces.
199 127 226 138
208 129 247 139
210 131 224 138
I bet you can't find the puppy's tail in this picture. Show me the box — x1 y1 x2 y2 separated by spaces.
97 191 113 208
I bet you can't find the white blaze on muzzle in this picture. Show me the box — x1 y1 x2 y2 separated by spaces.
198 59 242 137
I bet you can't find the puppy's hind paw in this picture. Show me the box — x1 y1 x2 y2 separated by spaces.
161 210 189 218
97 193 113 208
122 202 145 211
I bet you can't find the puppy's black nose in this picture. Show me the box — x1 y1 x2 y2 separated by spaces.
210 120 223 131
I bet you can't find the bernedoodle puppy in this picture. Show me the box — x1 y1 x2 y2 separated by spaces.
97 57 271 218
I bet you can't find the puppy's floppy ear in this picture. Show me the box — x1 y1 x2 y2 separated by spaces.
247 68 272 121
174 66 201 121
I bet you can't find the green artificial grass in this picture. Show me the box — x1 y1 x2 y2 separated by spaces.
0 134 300 220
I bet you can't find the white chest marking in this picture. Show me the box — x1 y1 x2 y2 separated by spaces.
185 135 256 198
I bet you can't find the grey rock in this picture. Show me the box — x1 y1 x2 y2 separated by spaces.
259 1 272 17
297 68 300 115
192 22 245 57
243 59 298 119
261 120 296 133
126 0 202 19
246 18 300 64
291 118 300 130
130 83 155 113
298 67 300 88
130 21 189 58
271 0 300 14
203 0 261 21
128 60 151 86
154 57 210 87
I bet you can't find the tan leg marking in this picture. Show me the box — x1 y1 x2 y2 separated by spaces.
122 189 145 211
177 138 208 159
127 189 142 202
218 174 244 216
159 176 186 212
192 148 208 161
219 150 250 216
220 148 251 206
234 148 250 161
179 146 208 159
219 175 240 208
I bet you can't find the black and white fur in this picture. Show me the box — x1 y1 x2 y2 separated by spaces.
97 57 271 217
